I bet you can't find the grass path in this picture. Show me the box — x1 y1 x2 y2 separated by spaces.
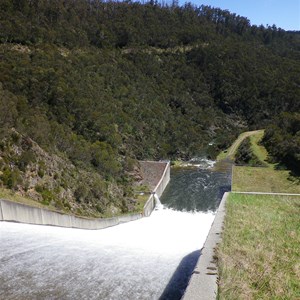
217 130 263 161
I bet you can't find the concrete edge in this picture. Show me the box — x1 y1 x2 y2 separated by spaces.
143 194 155 217
143 161 170 217
0 161 171 229
0 199 3 220
182 191 300 299
182 192 229 300
0 198 142 230
153 161 171 195
231 191 300 196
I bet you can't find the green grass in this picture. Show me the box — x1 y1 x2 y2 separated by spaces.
217 150 229 161
217 130 263 161
232 130 300 194
132 184 151 213
218 193 300 300
219 130 300 298
134 193 151 213
249 130 269 165
232 166 300 194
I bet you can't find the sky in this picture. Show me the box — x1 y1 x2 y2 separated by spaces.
179 0 300 31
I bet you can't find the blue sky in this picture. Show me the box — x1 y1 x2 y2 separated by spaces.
178 0 300 31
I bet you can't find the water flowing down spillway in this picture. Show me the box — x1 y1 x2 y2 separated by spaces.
0 160 231 300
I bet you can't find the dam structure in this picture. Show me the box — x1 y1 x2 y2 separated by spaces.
0 159 231 299
0 161 170 229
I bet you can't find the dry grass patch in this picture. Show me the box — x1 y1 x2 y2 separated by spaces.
218 193 300 300
0 187 57 211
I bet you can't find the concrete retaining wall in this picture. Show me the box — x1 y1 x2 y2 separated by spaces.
143 194 155 217
154 161 170 198
182 192 228 300
0 200 3 220
143 161 170 217
0 161 170 229
0 199 142 230
0 196 152 229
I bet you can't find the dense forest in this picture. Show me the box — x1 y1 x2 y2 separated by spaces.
0 0 299 215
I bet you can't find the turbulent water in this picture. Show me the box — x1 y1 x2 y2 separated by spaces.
0 160 231 300
161 161 231 212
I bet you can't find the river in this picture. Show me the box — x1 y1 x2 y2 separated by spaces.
0 160 231 300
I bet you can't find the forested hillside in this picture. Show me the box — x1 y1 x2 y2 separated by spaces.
0 0 299 215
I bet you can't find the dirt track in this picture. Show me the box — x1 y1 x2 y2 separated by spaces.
226 130 263 159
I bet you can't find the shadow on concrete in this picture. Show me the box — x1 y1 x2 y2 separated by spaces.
218 185 231 199
159 249 201 300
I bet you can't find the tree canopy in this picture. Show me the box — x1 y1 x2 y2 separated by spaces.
0 0 299 213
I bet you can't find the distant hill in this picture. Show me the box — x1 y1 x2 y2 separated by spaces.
0 0 299 213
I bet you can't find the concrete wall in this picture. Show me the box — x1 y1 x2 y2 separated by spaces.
182 192 229 300
0 200 3 220
0 161 170 229
153 161 170 198
0 199 142 230
143 194 155 217
143 161 170 217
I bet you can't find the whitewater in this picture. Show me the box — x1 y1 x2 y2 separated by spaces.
0 162 231 299
0 207 214 299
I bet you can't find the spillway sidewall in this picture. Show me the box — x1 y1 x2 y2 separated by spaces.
143 161 170 217
0 161 170 228
153 161 170 198
0 199 143 230
182 192 228 300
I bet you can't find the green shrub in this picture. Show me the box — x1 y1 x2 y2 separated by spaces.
96 204 104 213
34 184 55 205
18 150 36 171
74 184 89 203
11 132 21 144
0 168 22 189
0 141 5 151
40 189 55 205
38 169 45 178
235 138 265 167
54 198 64 210
124 157 136 172
37 161 46 178
63 201 72 210
35 184 43 193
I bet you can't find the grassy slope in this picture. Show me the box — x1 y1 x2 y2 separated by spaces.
217 130 263 161
218 131 300 299
232 166 300 193
232 130 300 194
218 193 300 300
